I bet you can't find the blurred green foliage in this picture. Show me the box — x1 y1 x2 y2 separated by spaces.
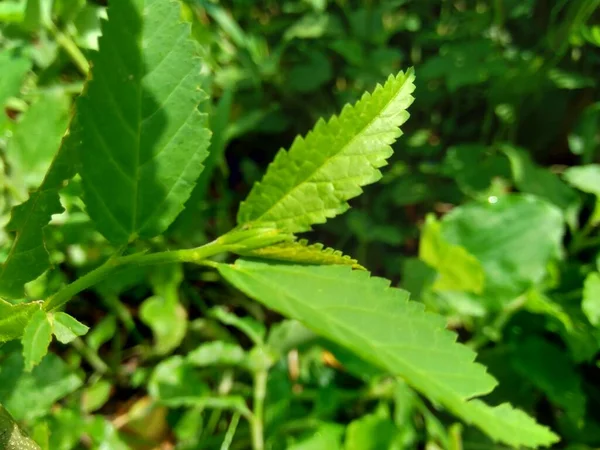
1 0 600 448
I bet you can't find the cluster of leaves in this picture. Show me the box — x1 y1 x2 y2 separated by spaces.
0 0 599 449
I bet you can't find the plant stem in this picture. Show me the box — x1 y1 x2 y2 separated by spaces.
251 369 267 450
47 22 90 75
71 337 110 374
221 412 241 450
468 296 526 350
43 240 226 312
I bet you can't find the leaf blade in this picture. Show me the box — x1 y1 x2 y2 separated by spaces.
22 309 53 372
77 0 211 244
237 69 415 233
218 259 558 447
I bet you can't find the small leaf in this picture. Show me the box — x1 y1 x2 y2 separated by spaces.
0 49 31 107
563 164 600 196
0 299 41 342
139 296 187 355
76 0 211 244
238 240 363 268
187 342 246 367
582 272 600 326
419 214 485 294
82 379 112 413
210 306 265 345
218 259 558 447
148 356 209 406
237 69 415 233
52 312 89 344
22 309 53 372
86 315 116 352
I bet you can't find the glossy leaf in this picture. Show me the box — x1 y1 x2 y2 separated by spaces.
218 259 558 447
22 309 53 372
77 0 211 244
563 164 600 196
237 69 415 233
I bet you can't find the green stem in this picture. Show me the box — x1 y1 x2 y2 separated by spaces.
47 23 90 75
221 412 241 450
251 369 267 450
43 240 226 312
71 337 110 374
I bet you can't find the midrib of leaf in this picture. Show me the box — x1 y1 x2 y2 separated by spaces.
238 70 414 231
77 0 211 244
227 264 491 398
250 104 392 224
218 260 559 447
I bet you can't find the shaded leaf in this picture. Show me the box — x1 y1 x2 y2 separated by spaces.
148 356 209 406
77 0 211 244
0 351 82 422
345 413 397 450
237 69 415 233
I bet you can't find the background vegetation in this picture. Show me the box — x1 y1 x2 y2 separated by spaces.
1 0 600 448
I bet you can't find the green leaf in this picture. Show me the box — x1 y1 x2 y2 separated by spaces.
0 351 82 422
0 49 31 108
344 413 397 450
139 295 187 355
0 404 41 450
187 342 246 367
77 0 211 244
238 239 363 268
86 315 116 352
441 194 564 307
139 264 187 355
51 312 89 344
0 136 77 299
503 145 579 226
419 214 485 294
0 299 41 342
563 164 600 196
22 309 53 372
289 423 344 450
148 356 209 406
582 272 600 326
237 69 415 233
82 379 112 413
6 91 71 190
218 259 558 447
